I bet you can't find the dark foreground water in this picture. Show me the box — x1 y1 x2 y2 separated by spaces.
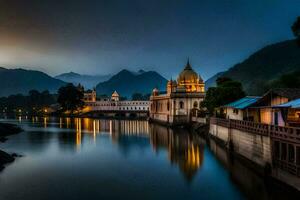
0 117 298 200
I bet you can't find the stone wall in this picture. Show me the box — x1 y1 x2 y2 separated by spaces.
209 123 272 167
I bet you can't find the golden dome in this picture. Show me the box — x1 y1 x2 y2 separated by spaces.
177 60 203 84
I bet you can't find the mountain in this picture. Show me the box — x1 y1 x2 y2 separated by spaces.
204 71 224 90
96 69 167 98
205 40 300 95
0 67 66 97
55 72 111 89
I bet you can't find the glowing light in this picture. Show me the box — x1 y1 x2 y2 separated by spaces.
43 117 48 128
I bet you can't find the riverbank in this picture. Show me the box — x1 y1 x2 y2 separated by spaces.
0 122 22 171
0 122 22 141
206 118 300 193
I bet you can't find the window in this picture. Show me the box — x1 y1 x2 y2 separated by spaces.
179 101 184 109
167 102 170 111
233 109 239 114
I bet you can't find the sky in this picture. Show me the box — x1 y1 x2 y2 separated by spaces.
0 0 299 80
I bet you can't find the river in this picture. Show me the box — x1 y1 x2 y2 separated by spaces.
0 117 298 200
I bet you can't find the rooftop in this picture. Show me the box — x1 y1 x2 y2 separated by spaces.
272 98 300 109
223 96 261 109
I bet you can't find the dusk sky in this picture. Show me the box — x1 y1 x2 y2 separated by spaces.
0 0 299 80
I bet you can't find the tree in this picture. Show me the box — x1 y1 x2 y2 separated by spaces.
292 16 300 46
27 90 56 112
57 83 84 113
266 70 300 89
131 93 151 100
132 93 143 100
0 90 56 114
119 96 127 101
201 77 245 115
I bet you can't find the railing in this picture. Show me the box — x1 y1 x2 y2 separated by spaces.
210 117 269 136
210 117 300 141
210 117 230 128
274 159 300 177
270 125 300 144
230 119 269 136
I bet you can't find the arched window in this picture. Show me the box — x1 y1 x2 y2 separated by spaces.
193 101 198 108
179 101 184 109
167 102 170 111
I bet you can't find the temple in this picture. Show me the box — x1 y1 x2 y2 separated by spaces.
149 60 205 125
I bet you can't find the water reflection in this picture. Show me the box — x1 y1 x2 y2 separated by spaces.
27 117 204 181
1 117 299 200
207 138 300 199
150 124 204 181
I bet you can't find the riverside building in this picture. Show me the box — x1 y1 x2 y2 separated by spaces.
83 90 149 118
149 60 205 125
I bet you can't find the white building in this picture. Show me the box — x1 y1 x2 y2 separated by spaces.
83 90 150 114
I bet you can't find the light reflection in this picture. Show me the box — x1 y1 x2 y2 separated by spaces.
75 118 82 150
149 124 204 181
66 117 71 128
43 117 48 128
26 117 203 180
59 118 62 128
93 120 96 143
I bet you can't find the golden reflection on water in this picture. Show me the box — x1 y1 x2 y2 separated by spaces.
75 118 82 149
43 117 48 128
40 117 204 180
149 124 204 181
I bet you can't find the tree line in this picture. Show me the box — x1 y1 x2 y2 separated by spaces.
0 90 56 114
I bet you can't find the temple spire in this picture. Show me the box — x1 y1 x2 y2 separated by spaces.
185 58 192 70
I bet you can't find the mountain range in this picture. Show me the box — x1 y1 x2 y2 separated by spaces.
1 39 299 97
0 67 66 97
0 67 167 98
205 39 300 95
96 69 167 98
55 72 111 89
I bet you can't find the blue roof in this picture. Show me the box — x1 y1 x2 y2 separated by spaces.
223 96 261 109
273 98 300 108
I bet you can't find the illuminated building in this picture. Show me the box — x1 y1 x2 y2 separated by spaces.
149 60 205 125
83 89 97 102
83 90 150 117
